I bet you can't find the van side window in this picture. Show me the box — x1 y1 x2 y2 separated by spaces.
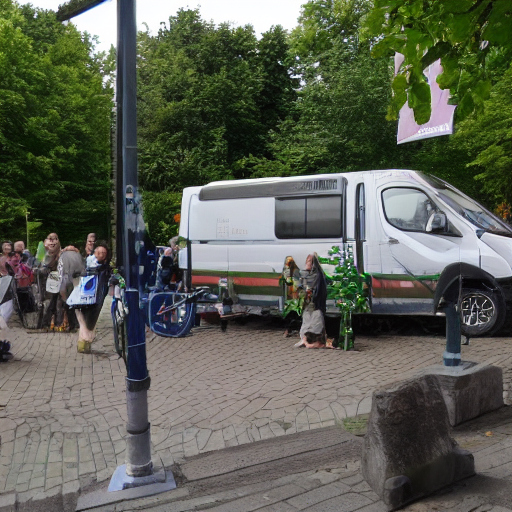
275 196 343 238
382 188 436 232
275 198 306 238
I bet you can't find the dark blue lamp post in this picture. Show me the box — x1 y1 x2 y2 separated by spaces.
112 0 153 483
58 0 162 491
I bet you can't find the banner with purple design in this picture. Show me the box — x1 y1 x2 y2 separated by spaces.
396 53 456 145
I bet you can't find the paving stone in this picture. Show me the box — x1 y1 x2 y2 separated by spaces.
202 430 226 453
353 502 387 512
286 481 351 509
44 475 63 490
255 502 298 512
299 491 373 511
339 473 365 486
45 462 61 480
78 459 96 476
254 417 271 428
16 471 32 485
237 431 252 445
205 483 305 512
258 424 276 440
182 438 199 458
305 470 341 486
30 464 45 481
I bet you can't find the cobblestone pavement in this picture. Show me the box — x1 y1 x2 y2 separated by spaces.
0 298 511 511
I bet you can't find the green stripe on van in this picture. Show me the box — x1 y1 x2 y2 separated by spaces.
373 273 440 281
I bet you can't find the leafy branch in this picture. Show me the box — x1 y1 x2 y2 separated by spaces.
364 0 512 123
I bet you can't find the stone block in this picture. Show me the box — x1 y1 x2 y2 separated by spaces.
361 374 475 511
418 363 503 426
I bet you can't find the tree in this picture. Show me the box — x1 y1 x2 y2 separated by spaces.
142 190 182 245
364 0 512 123
255 25 298 150
290 0 369 67
0 1 112 248
451 66 512 207
137 10 260 192
268 50 405 175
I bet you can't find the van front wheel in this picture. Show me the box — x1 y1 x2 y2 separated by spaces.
460 289 503 337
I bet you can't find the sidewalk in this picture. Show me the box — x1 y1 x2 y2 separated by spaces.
0 299 511 511
76 406 512 512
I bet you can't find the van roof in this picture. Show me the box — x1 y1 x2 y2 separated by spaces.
195 170 424 201
203 169 422 187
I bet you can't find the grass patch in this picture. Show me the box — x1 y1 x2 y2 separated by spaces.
342 414 369 436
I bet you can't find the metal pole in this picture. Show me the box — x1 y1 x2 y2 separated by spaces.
109 0 175 492
110 0 153 485
443 260 463 367
443 302 462 366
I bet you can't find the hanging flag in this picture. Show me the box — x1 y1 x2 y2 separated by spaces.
396 54 456 145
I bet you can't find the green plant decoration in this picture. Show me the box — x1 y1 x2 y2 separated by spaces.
279 272 305 317
318 244 370 350
281 294 306 318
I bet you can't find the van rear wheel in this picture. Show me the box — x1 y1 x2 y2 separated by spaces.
460 289 503 337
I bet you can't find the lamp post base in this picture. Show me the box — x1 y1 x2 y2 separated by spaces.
76 460 176 511
108 462 171 492
443 350 462 367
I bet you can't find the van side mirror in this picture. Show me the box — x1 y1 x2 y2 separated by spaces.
426 212 447 233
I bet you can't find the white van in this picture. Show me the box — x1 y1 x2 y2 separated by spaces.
178 170 512 336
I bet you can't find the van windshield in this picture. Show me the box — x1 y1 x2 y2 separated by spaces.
421 173 512 236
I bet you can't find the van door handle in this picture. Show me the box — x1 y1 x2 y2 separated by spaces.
388 238 399 245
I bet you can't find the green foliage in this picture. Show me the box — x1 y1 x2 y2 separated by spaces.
320 246 369 315
261 0 509 215
142 190 182 246
282 296 305 318
452 65 512 205
364 0 512 123
290 0 369 66
255 25 299 142
268 51 406 174
404 64 512 211
0 1 112 246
